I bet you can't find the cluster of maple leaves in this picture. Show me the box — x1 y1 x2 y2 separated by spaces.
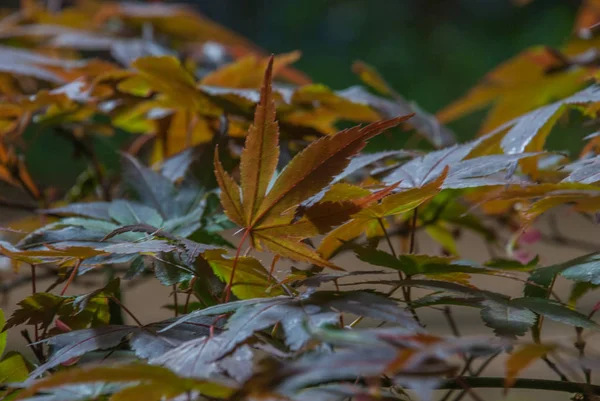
0 1 600 401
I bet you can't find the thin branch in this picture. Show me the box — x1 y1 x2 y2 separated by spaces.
172 284 179 317
30 264 40 346
454 377 484 401
443 306 461 337
541 356 570 382
403 208 422 327
20 330 45 365
109 296 143 327
439 357 474 401
60 259 82 296
1 267 130 297
435 377 600 395
409 207 418 254
184 278 196 314
223 229 250 303
443 351 501 401
575 327 592 385
538 233 599 253
378 218 397 258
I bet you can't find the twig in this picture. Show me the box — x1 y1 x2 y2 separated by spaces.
378 376 600 395
223 229 250 303
109 296 143 327
184 278 196 314
172 284 179 317
443 351 501 401
439 357 474 401
542 356 570 382
20 330 45 365
60 259 82 296
1 267 130 297
575 327 592 385
439 377 599 394
409 208 418 254
378 218 397 259
538 233 599 253
454 377 484 401
443 306 461 337
30 264 40 348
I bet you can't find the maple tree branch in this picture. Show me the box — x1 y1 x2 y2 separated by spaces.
435 377 600 395
30 264 40 346
402 208 422 327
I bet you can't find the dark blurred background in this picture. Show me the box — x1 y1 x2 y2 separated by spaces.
198 0 578 112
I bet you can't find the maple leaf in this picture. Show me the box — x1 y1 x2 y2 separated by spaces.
214 56 412 281
318 169 447 259
437 47 589 133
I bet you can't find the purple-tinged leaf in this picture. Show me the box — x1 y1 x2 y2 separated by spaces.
151 336 255 382
501 85 600 155
108 200 163 227
121 153 177 219
40 202 113 221
561 156 600 184
480 299 536 338
29 314 215 378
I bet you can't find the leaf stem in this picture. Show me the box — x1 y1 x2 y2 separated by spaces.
575 327 592 385
172 284 179 317
409 207 418 254
30 264 40 345
60 259 82 296
542 356 570 382
184 278 196 314
223 229 250 303
378 218 397 259
20 330 45 365
109 296 143 327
